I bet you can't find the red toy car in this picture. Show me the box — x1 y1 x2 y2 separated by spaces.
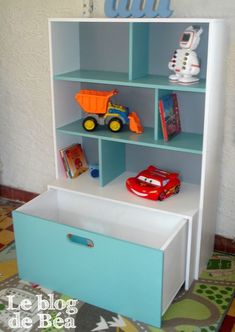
126 165 181 201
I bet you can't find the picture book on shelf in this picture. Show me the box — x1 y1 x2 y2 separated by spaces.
158 93 181 142
59 144 88 179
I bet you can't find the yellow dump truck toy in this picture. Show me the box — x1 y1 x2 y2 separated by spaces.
75 89 143 134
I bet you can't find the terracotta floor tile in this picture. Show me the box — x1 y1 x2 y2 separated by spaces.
0 229 14 245
0 217 12 230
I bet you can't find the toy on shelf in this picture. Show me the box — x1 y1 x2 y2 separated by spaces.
159 93 181 142
60 143 88 179
126 165 180 201
168 25 203 84
75 89 143 134
89 164 99 178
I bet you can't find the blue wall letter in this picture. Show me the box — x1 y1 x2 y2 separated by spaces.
157 0 173 17
118 0 132 17
145 0 173 18
131 0 145 18
104 0 119 18
105 0 173 18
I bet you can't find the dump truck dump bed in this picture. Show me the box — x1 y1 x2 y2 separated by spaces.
75 89 117 115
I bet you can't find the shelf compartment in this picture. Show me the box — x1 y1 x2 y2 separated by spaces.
149 23 209 79
54 69 206 93
48 172 200 219
128 22 209 81
79 22 129 74
57 119 203 155
51 22 129 77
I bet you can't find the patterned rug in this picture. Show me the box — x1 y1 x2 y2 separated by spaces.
0 198 234 332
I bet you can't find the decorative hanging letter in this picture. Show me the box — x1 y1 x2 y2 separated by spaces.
104 0 119 17
118 0 132 17
131 0 145 18
144 0 173 18
104 0 173 18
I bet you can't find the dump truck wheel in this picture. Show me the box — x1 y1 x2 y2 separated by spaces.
108 118 123 132
83 117 97 131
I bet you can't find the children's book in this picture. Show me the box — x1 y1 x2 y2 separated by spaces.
59 144 88 179
159 93 181 142
59 148 71 178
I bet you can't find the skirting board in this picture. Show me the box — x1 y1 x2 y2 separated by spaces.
214 234 235 255
0 185 38 203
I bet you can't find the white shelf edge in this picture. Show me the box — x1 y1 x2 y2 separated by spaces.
49 18 222 23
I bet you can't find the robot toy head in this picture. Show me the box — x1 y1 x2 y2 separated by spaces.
180 25 203 50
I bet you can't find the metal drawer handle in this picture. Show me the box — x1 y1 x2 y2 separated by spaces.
67 234 94 248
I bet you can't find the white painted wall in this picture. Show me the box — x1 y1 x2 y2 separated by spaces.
0 0 234 238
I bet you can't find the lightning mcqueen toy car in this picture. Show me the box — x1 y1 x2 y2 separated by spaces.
126 165 181 201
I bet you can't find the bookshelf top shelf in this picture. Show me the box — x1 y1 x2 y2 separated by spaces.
49 18 221 24
57 119 203 155
54 70 206 93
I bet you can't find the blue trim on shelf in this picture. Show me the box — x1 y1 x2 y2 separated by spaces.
54 70 206 93
57 119 203 155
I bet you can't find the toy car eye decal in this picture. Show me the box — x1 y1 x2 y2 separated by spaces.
138 176 161 186
148 179 161 186
138 176 147 182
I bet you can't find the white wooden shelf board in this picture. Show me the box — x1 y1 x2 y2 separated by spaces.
48 172 200 219
49 18 221 23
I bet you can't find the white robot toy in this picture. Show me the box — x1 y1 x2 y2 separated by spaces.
168 25 203 84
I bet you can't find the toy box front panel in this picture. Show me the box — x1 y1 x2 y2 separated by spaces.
13 189 188 327
13 208 164 327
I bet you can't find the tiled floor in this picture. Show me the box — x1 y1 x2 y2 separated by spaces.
0 199 20 252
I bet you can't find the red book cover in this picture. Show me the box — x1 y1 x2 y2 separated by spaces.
158 93 181 142
62 144 88 179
